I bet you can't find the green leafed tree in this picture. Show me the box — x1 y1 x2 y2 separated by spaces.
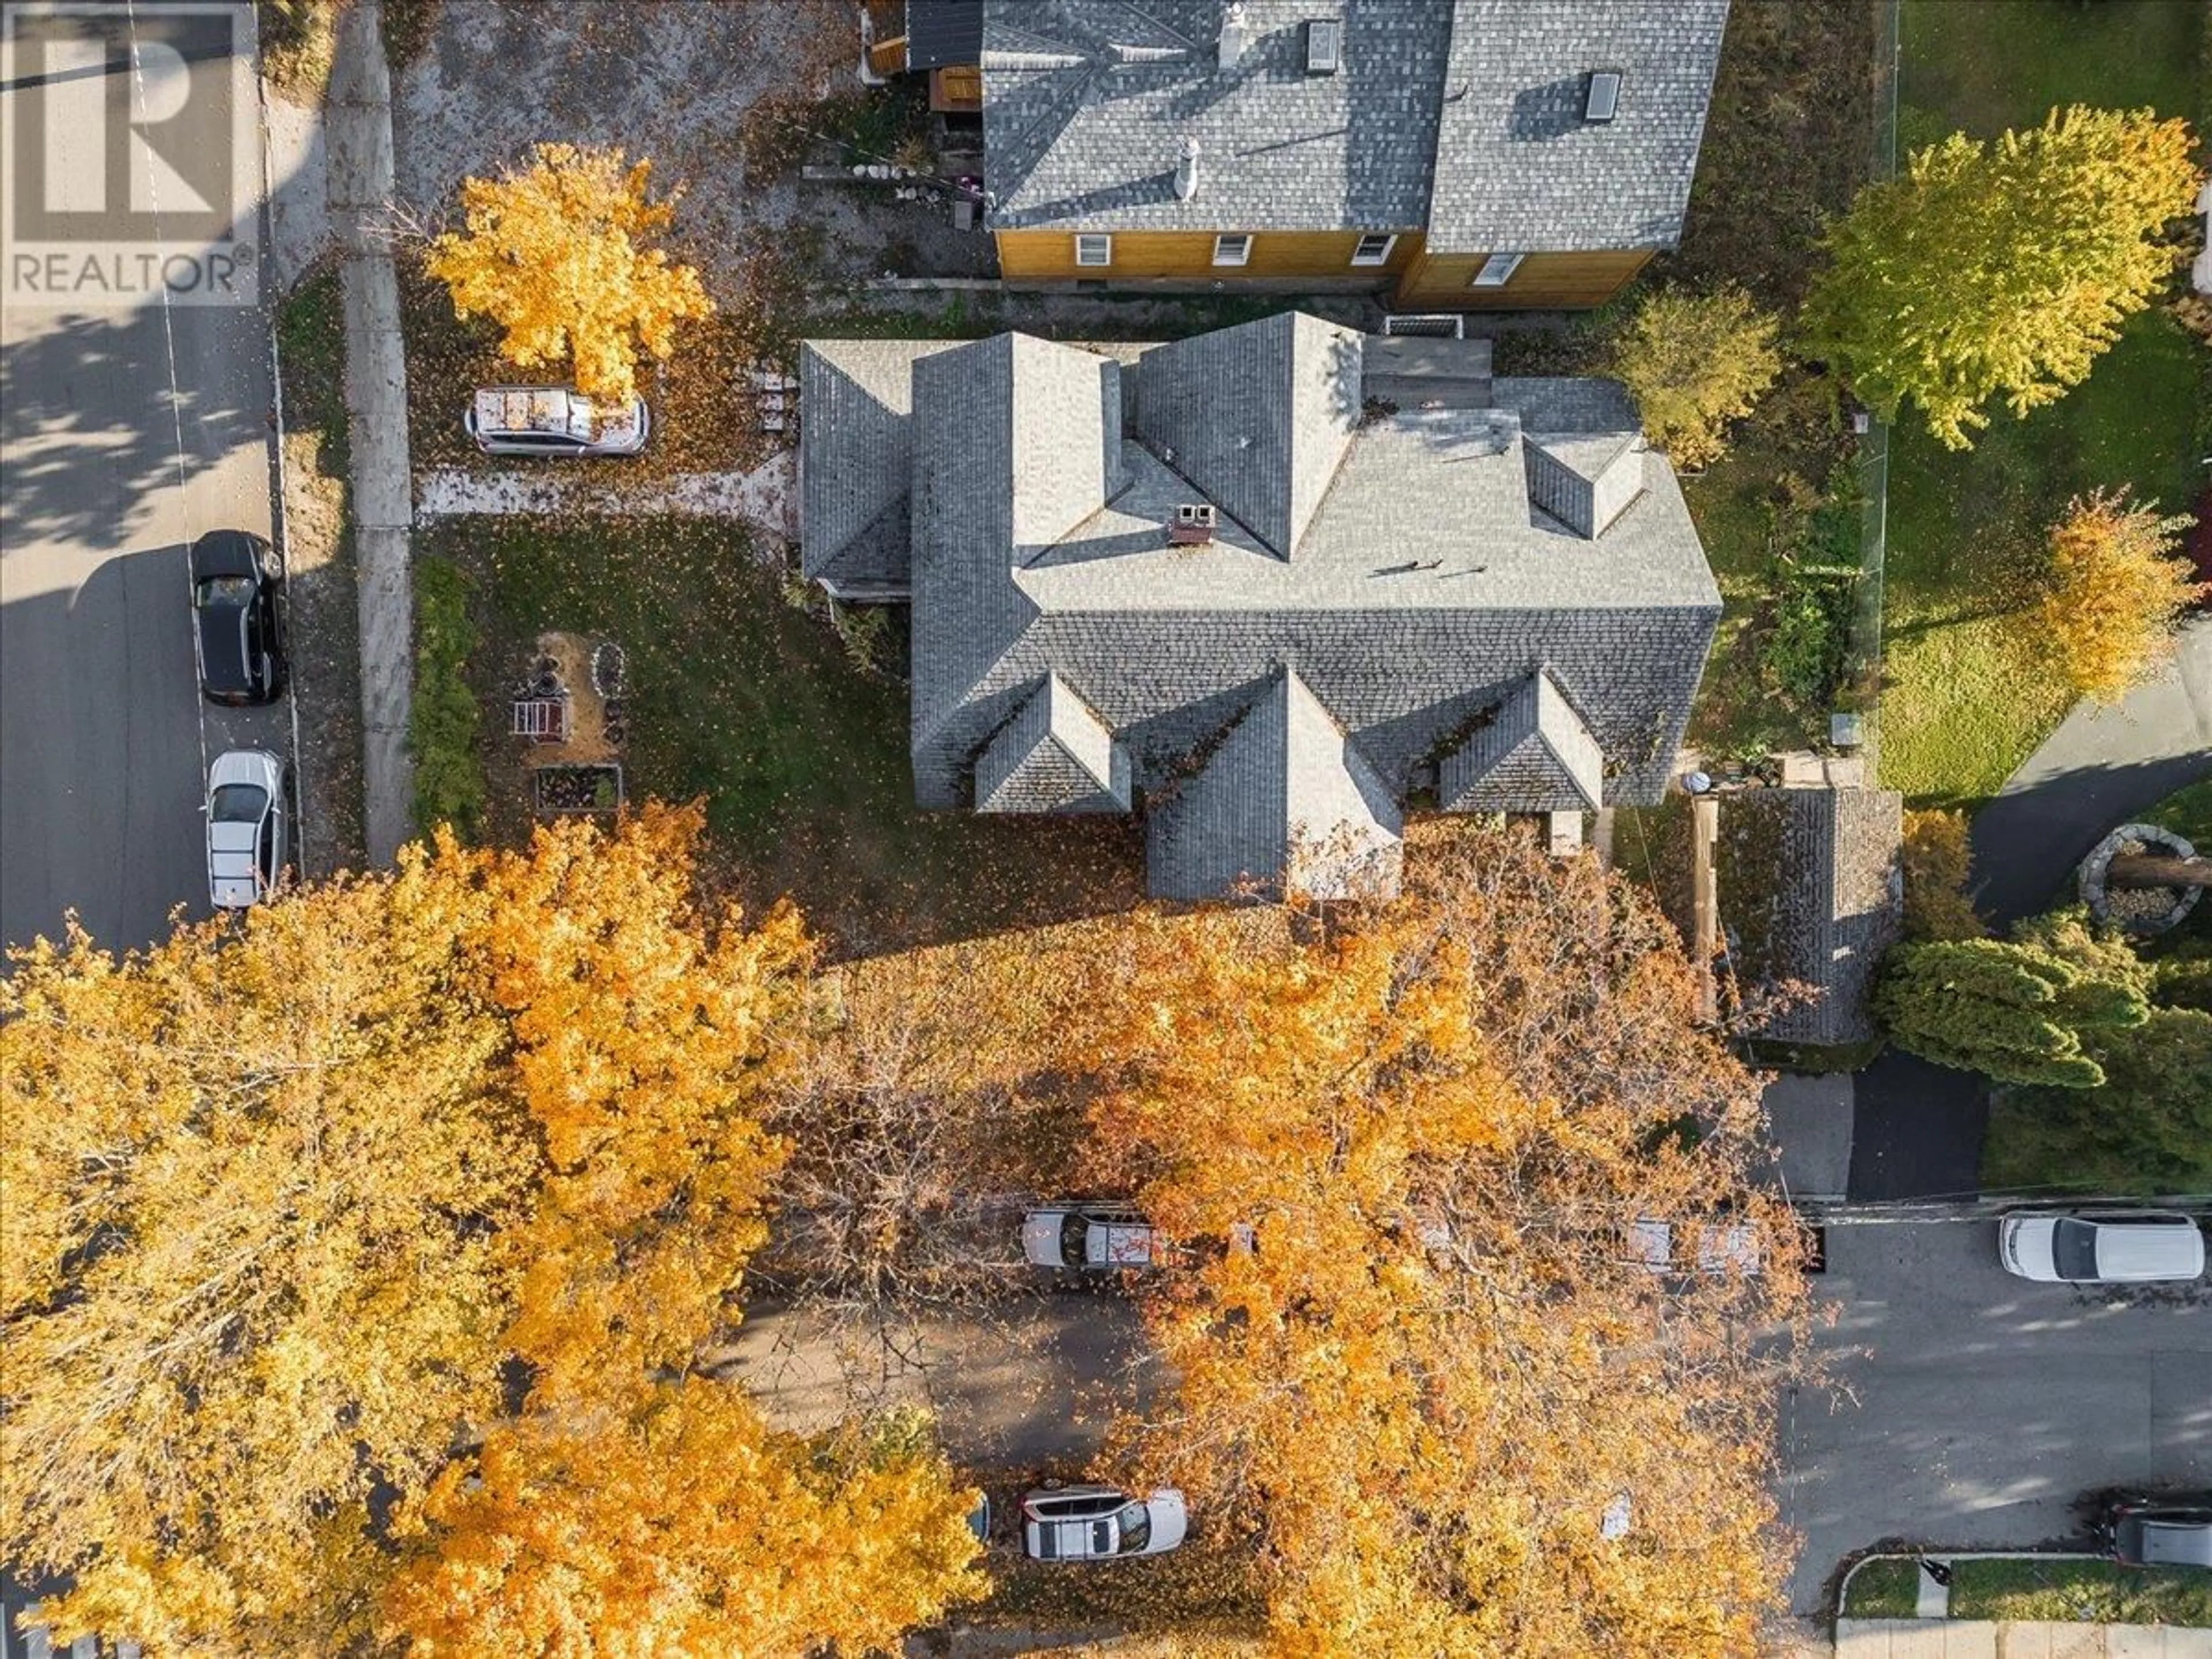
1991 1006 2212 1192
1802 105 2201 450
1876 925 2152 1087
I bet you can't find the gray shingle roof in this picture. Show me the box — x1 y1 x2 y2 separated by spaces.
1147 667 1402 900
1720 786 1905 1047
980 0 1728 251
985 1 1453 233
1439 670 1603 812
906 0 984 69
801 310 1721 899
1425 0 1730 253
800 339 965 589
976 672 1132 811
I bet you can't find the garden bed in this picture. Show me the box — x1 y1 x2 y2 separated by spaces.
423 514 1145 955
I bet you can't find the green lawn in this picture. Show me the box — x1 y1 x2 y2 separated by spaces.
431 516 1144 954
1947 1556 2212 1625
1841 1557 1924 1619
1879 0 2206 805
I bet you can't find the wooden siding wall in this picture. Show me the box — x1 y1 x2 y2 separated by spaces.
1392 249 1651 311
994 228 1421 283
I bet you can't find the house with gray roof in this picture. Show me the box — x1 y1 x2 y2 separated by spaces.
980 0 1730 310
1718 786 1906 1048
800 309 1721 902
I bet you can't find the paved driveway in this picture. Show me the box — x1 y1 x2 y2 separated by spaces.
1 7 289 953
1781 1219 2212 1618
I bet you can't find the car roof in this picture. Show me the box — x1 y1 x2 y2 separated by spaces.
191 529 260 578
2091 1217 2205 1279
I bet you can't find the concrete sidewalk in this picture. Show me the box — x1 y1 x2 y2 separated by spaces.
1836 1620 2212 1656
327 0 414 865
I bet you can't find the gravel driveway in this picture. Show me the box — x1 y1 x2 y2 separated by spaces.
393 0 981 300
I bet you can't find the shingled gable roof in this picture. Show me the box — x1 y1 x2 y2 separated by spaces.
979 0 1729 252
984 1 1453 234
799 309 1722 900
976 672 1131 813
1438 669 1604 813
1426 0 1732 253
1147 667 1403 901
1719 787 1905 1047
800 339 965 589
1133 312 1360 559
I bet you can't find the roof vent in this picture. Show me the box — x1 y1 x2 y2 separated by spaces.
1217 1 1248 71
1305 17 1342 74
1167 503 1218 545
1584 69 1622 123
1173 136 1201 202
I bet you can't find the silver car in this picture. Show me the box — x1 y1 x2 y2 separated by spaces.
205 749 288 909
465 386 649 457
1021 1205 1160 1271
1999 1213 2205 1283
1020 1484 1187 1562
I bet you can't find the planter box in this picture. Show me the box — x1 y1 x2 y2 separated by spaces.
533 763 624 816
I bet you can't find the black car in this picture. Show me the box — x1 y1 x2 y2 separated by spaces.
190 529 285 706
2095 1494 2212 1569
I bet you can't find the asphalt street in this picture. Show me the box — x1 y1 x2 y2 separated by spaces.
1779 1218 2212 1618
1 6 289 955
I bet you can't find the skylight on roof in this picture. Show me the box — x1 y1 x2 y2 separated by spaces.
1584 70 1622 123
1305 18 1342 74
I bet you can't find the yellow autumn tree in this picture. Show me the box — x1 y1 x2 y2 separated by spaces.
0 808 875 1652
2039 488 2205 702
1611 284 1783 469
1081 827 1813 1657
382 1384 985 1658
1900 809 1988 941
1804 107 2201 449
425 142 714 405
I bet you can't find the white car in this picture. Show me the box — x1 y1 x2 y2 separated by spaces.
1629 1217 1763 1277
1022 1205 1160 1271
465 386 649 457
205 749 288 909
1020 1484 1187 1562
1998 1213 2205 1284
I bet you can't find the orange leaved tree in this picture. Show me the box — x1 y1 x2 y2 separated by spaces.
2039 489 2205 702
425 142 714 405
2 807 979 1654
1082 827 1815 1657
383 1385 986 1657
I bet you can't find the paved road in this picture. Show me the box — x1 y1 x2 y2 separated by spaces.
727 1293 1154 1472
1779 1219 2212 1619
1 6 289 953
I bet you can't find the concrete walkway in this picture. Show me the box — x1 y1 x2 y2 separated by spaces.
415 451 798 540
1836 1621 2212 1656
1969 616 2212 927
327 1 413 865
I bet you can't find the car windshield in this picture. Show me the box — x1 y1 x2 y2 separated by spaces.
1061 1213 1090 1267
2052 1218 2102 1280
1114 1502 1150 1553
210 783 266 823
196 575 255 607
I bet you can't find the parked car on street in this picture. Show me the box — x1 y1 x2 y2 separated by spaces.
2093 1494 2212 1569
1998 1213 2206 1284
190 529 285 706
465 387 650 457
204 749 288 909
1628 1215 1764 1277
1019 1484 1187 1562
1022 1205 1161 1271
